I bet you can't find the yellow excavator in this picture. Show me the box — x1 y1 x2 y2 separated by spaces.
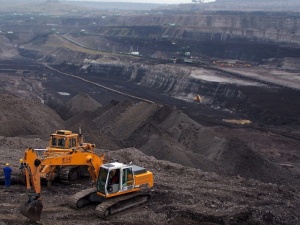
19 148 154 221
19 128 102 185
19 145 104 221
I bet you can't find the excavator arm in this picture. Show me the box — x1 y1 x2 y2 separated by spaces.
19 148 43 221
22 148 42 193
19 147 105 221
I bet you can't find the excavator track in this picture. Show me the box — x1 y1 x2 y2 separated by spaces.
59 166 78 183
95 192 151 219
67 187 97 209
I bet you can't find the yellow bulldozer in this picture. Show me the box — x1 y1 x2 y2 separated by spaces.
19 128 104 185
19 141 154 221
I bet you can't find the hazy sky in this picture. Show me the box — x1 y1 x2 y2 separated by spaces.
70 0 216 4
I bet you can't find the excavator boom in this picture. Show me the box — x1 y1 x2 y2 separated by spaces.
19 147 105 221
19 149 43 221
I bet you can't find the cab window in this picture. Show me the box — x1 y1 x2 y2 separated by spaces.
51 137 66 148
97 167 108 194
58 138 65 147
122 168 133 186
51 137 57 146
69 138 77 148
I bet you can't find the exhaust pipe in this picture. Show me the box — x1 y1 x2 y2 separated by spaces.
79 126 83 146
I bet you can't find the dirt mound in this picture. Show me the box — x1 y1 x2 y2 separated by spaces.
105 101 160 140
63 98 299 185
57 92 102 120
64 99 223 171
120 105 221 172
65 110 123 150
0 92 64 137
216 137 297 185
0 136 48 170
64 99 126 150
157 108 225 158
1 86 296 186
0 35 18 59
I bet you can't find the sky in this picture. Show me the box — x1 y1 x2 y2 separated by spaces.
69 0 216 5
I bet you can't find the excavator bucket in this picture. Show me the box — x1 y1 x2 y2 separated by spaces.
19 194 43 221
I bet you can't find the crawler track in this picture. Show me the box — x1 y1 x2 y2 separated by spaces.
95 192 151 219
68 187 97 209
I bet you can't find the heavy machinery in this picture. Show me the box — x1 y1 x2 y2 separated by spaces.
68 161 153 219
19 146 105 221
194 94 202 102
19 129 102 185
20 148 154 221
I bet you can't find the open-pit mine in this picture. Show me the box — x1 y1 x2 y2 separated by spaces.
0 0 299 224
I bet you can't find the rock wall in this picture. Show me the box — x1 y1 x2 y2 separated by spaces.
85 61 300 126
3 11 300 62
87 62 245 107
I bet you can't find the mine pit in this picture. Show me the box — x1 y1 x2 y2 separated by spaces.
0 1 300 224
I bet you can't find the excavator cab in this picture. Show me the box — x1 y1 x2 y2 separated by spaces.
48 130 78 150
93 162 153 218
97 162 135 196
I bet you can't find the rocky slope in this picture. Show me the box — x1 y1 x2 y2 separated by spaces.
62 97 300 186
0 92 64 137
0 85 298 187
2 6 300 63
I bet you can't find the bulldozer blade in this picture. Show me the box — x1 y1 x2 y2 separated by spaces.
19 199 43 221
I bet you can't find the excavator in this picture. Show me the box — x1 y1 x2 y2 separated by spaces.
19 148 154 222
19 146 104 221
68 161 153 219
19 128 102 185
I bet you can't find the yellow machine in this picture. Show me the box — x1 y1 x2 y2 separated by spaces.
19 149 154 221
68 161 154 219
194 94 201 102
20 128 101 185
